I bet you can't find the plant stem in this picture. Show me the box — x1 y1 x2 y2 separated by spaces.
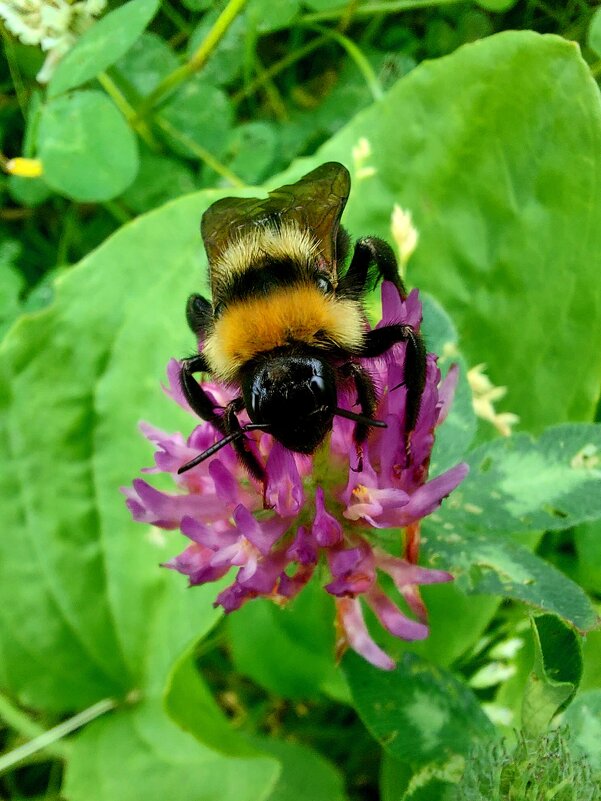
303 23 383 101
160 0 193 35
97 72 159 150
1 24 27 119
138 0 248 116
0 695 117 774
154 115 245 187
300 0 464 24
232 34 329 105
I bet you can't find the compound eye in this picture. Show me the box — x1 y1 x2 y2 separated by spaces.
213 300 225 319
316 275 333 295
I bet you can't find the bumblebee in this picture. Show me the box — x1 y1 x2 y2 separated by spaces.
178 161 425 480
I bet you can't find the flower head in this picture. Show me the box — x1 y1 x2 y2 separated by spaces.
0 0 106 82
124 283 467 670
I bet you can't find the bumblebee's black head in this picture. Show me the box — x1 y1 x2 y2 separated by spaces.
242 355 336 454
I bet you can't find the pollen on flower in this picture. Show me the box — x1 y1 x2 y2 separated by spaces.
124 283 468 670
352 137 376 180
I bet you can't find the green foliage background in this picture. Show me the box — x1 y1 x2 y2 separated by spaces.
1 1 601 799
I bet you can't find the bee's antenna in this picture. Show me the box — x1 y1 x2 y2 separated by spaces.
177 423 270 474
333 407 387 428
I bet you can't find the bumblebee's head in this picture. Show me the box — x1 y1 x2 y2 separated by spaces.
242 355 337 454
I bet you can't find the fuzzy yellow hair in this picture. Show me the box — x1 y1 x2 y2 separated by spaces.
203 284 365 382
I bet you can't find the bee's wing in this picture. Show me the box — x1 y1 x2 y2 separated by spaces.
201 162 350 278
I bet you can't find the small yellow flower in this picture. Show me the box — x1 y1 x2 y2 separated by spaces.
467 363 519 437
391 204 419 273
5 157 44 178
352 137 376 180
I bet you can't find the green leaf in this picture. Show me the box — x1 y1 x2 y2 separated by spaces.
521 614 583 736
306 31 601 432
121 145 198 214
0 238 23 339
160 77 233 160
475 0 517 11
256 738 347 801
187 12 247 86
344 651 495 766
7 90 52 207
165 646 260 757
0 191 227 712
575 520 601 595
438 425 601 533
203 122 279 186
588 7 601 59
247 0 300 32
63 698 279 801
115 32 178 96
48 0 160 97
563 690 601 776
423 528 598 632
38 90 139 202
229 580 349 702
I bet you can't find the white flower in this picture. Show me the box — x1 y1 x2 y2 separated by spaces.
0 0 107 82
352 137 376 180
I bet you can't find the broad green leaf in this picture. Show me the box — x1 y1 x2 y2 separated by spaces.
521 614 583 736
563 690 601 776
160 77 233 160
438 425 601 533
575 520 601 595
423 528 598 632
229 581 349 702
38 90 139 202
63 698 279 801
48 0 160 97
345 651 495 766
164 646 260 757
0 192 228 711
256 738 347 801
295 31 601 432
115 32 178 96
380 752 461 801
588 7 601 58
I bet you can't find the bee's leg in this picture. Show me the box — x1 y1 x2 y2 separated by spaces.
358 325 426 435
180 354 226 434
338 237 408 299
185 294 212 338
340 362 378 446
223 398 266 484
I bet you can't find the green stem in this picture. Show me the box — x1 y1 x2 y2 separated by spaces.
0 696 117 774
160 0 193 34
303 23 383 101
232 34 329 105
1 25 27 118
138 0 248 115
154 115 245 188
253 56 289 122
300 0 463 24
103 199 133 225
97 72 159 150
